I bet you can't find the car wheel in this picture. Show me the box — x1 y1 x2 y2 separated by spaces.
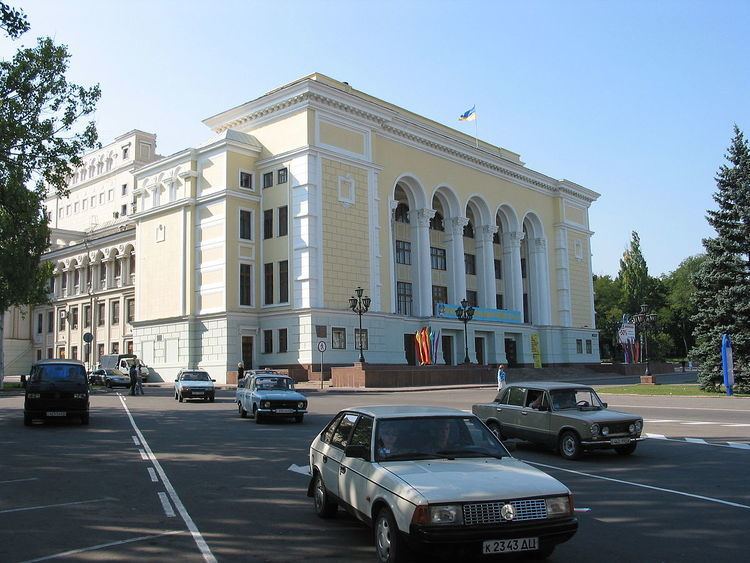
178 393 184 403
174 392 178 401
374 506 407 563
81 413 90 425
559 431 582 460
312 472 338 518
255 412 264 424
614 442 638 456
486 420 505 441
239 403 248 418
295 415 304 423
24 413 32 426
106 381 112 389
209 396 215 403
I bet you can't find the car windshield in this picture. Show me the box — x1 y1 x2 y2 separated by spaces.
106 370 120 376
31 364 86 384
550 388 604 411
255 377 292 390
182 372 210 381
374 416 507 462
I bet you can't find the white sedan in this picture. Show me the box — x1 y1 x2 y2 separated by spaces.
308 405 577 562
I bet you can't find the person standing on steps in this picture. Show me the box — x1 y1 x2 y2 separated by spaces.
497 364 507 391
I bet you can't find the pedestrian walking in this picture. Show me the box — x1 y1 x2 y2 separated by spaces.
237 361 245 385
129 363 137 395
135 362 145 395
497 364 507 391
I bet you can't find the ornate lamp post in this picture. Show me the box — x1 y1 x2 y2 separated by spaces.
349 287 371 363
455 298 475 364
632 304 656 376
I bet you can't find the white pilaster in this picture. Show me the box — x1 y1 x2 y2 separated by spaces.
413 208 435 317
446 217 468 304
388 199 398 314
531 237 551 325
503 231 524 314
477 225 499 309
368 169 382 312
555 227 572 327
291 153 321 309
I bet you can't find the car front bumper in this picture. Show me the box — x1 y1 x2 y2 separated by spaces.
581 436 645 448
180 388 215 398
257 408 307 417
25 400 89 419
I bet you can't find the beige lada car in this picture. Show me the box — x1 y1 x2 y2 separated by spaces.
472 382 644 460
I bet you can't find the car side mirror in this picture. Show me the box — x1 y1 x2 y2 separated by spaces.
174 378 179 382
211 379 216 382
602 402 608 408
344 444 371 461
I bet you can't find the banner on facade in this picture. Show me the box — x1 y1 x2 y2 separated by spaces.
434 303 523 324
618 321 637 364
530 333 542 368
415 326 441 365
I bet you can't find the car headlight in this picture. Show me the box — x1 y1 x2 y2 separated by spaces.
73 393 87 399
635 420 642 432
27 393 41 399
601 426 610 436
545 496 572 517
590 423 600 436
298 401 305 408
429 505 463 525
628 423 636 434
262 401 271 408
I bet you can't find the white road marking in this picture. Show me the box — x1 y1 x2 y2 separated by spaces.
526 461 750 511
646 434 750 450
574 507 592 513
682 422 714 425
644 419 679 423
118 395 216 562
132 435 140 446
645 433 666 439
728 442 750 450
158 492 176 517
609 404 750 413
19 530 184 563
0 497 115 515
148 468 158 482
139 449 148 460
288 463 312 476
685 438 708 444
0 477 38 485
722 423 750 427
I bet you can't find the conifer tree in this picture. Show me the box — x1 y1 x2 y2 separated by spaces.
690 126 750 392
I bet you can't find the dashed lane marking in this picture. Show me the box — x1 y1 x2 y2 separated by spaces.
646 433 749 450
0 477 38 485
158 492 176 517
148 468 158 482
139 449 148 461
132 435 140 446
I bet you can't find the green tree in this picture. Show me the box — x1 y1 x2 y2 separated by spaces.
690 127 750 392
659 255 705 358
0 2 100 378
618 231 650 314
593 274 624 360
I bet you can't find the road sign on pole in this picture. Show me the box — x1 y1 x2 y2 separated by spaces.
317 341 327 390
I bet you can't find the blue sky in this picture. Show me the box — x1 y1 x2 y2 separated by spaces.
7 0 750 277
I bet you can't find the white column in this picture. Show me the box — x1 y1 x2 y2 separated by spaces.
446 217 468 304
103 259 113 290
503 231 524 314
555 227 572 327
368 169 382 312
291 153 321 309
530 237 551 325
477 225 499 309
413 208 435 317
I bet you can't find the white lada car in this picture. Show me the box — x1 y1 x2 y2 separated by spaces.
308 406 578 563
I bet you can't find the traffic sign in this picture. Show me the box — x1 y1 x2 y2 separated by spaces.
317 341 327 353
83 332 94 343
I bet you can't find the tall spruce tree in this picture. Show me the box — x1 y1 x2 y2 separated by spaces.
618 231 650 314
690 126 750 392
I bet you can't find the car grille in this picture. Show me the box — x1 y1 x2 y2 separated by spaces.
463 499 548 525
608 422 633 435
271 400 300 409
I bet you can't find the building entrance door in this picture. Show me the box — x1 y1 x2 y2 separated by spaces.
404 334 417 365
242 336 254 370
504 338 517 367
474 337 485 365
442 335 453 366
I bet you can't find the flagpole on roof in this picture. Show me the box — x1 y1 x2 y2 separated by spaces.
474 109 478 149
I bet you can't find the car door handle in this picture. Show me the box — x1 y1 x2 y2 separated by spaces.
322 455 328 463
340 466 347 475
521 411 528 415
496 407 503 412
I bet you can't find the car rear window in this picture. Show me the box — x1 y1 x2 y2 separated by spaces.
181 372 210 381
32 364 86 384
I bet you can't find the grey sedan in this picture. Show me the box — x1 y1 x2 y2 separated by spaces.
472 382 644 460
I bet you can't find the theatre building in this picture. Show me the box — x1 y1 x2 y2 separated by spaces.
5 73 600 382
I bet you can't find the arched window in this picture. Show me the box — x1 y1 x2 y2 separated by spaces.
429 212 444 231
395 202 410 223
463 221 474 238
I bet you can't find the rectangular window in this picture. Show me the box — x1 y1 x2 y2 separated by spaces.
494 259 502 280
397 282 413 316
97 343 104 360
521 258 527 279
576 339 583 354
111 301 120 324
263 209 273 239
127 299 135 323
71 346 78 360
47 311 53 333
97 302 105 326
262 171 273 189
464 253 476 275
84 305 91 328
586 339 592 354
121 204 127 217
466 290 478 308
396 240 412 265
278 328 288 353
99 193 104 205
47 347 53 359
355 328 368 350
279 260 289 303
278 206 288 237
523 293 529 323
37 313 43 334
58 309 66 331
36 349 42 361
108 189 113 201
430 247 447 270
264 263 274 305
496 294 504 310
111 342 119 354
240 264 253 306
332 327 346 349
71 306 79 330
431 285 448 312
122 184 128 196
277 167 288 184
263 329 273 353
240 171 253 189
240 210 252 240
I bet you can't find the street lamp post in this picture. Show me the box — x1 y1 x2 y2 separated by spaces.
348 287 371 363
632 304 656 376
455 298 475 364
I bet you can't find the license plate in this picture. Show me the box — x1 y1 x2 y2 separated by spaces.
46 411 66 417
611 437 631 445
275 408 294 414
483 537 538 554
192 391 204 395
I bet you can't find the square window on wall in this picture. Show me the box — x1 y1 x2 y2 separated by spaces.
354 329 368 351
277 168 288 184
576 339 583 354
262 172 273 189
332 328 346 349
466 290 478 307
240 171 253 189
263 329 273 353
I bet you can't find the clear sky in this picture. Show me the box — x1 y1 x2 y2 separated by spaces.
6 0 749 277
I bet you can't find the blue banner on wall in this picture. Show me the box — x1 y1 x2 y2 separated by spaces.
435 303 523 324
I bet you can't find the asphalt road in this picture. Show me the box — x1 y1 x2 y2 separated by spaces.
1 387 749 562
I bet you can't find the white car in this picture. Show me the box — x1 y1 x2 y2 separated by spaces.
308 406 577 562
174 370 216 402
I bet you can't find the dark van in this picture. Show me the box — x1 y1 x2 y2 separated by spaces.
24 359 90 426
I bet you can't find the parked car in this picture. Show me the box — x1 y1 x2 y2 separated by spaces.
25 359 90 426
472 382 644 460
236 373 307 423
174 370 216 402
309 406 577 562
89 368 130 388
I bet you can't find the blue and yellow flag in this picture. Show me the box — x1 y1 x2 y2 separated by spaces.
459 106 476 122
